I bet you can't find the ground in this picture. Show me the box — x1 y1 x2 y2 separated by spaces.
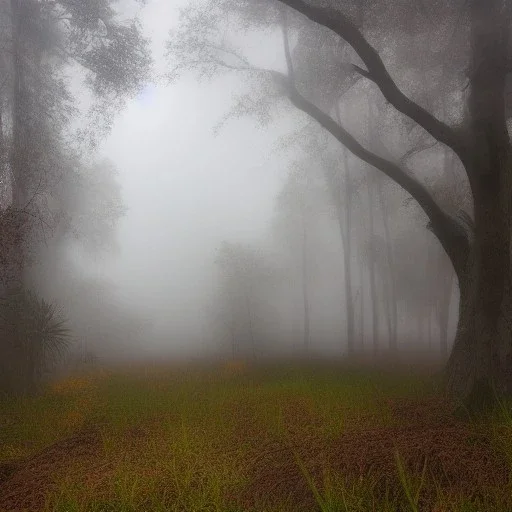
0 360 511 511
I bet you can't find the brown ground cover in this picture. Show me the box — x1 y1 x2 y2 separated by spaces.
0 364 510 511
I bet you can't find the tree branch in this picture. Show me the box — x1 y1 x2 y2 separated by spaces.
273 0 469 165
270 70 469 279
400 140 439 165
280 6 295 84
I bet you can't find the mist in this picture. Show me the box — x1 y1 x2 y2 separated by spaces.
0 0 497 398
5 1 512 509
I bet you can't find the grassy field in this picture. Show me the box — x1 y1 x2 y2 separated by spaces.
0 359 511 511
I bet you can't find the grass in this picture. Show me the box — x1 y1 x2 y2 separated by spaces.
0 359 511 511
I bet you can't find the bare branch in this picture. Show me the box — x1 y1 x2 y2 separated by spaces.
280 6 295 84
270 70 469 278
400 140 439 165
351 64 373 81
273 0 469 165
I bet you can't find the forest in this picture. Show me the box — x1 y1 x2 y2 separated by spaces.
1 0 512 510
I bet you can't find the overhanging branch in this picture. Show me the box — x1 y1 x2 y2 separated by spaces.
270 70 469 279
273 0 469 166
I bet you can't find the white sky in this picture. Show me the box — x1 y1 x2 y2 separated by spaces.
95 0 296 353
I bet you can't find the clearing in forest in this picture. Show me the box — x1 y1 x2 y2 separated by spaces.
0 360 511 511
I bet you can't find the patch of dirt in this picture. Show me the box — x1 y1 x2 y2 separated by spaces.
238 397 511 511
1 397 510 512
0 427 104 512
0 461 24 486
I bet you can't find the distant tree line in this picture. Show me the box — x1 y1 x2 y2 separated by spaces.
169 0 509 411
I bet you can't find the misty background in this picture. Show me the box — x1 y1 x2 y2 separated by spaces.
0 0 466 381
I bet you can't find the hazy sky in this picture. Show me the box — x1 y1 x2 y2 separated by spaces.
96 0 295 352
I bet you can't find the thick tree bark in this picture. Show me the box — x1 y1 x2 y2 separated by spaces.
276 0 512 410
437 267 453 358
445 0 512 409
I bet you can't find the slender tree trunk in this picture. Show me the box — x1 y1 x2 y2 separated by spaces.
367 103 397 354
229 320 236 359
427 306 433 351
416 313 423 347
326 103 356 355
301 210 311 353
341 149 355 355
245 290 256 360
358 259 364 352
375 177 398 352
365 172 379 357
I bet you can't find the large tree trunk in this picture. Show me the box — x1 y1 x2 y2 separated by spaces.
435 241 454 359
436 148 456 359
437 272 453 359
445 0 512 410
1 0 27 396
276 0 511 411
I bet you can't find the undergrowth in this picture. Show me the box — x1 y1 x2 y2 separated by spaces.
0 361 510 511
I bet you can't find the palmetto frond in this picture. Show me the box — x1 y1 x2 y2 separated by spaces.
0 288 71 380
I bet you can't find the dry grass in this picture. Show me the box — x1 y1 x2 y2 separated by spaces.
0 360 511 511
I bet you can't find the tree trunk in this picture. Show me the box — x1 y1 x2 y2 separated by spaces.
445 0 512 410
427 306 433 351
365 171 379 357
341 149 355 355
435 240 454 359
10 0 27 212
229 320 236 359
301 210 311 353
0 0 27 396
375 177 398 352
437 274 453 359
417 312 423 347
436 147 456 359
328 103 356 355
358 258 364 352
245 290 256 360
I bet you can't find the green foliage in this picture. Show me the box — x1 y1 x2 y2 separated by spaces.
0 288 71 393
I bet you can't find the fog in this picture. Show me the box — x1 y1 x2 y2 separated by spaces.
0 0 469 381
97 4 297 359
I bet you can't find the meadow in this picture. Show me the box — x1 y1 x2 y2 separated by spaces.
0 359 511 511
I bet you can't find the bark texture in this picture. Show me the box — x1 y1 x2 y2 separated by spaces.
445 0 512 410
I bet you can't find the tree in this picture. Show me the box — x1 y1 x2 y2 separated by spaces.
215 241 279 358
1 0 150 286
169 0 512 409
0 288 70 394
274 163 329 353
0 0 150 394
321 123 358 356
